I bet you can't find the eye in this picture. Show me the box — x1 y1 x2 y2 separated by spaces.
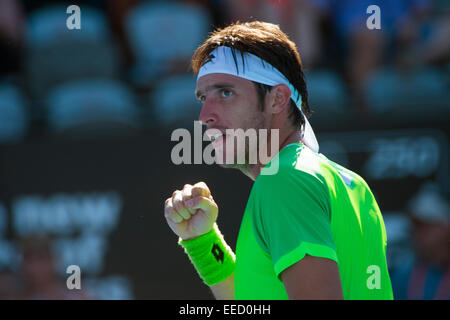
198 95 206 103
221 89 232 98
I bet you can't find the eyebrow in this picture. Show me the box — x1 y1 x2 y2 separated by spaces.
195 83 235 99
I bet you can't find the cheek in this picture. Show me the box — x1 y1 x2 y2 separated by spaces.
229 98 265 128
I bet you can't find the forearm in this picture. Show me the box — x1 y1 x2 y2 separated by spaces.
178 223 236 298
165 182 235 299
210 272 235 300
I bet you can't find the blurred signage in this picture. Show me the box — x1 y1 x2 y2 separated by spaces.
319 128 449 210
0 191 133 299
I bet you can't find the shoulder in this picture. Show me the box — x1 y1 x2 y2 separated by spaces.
253 145 328 198
248 145 332 225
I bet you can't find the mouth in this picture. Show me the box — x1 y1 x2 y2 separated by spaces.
210 133 223 142
205 128 225 142
205 129 227 151
211 133 226 150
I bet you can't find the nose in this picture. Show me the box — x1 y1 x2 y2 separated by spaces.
198 96 218 126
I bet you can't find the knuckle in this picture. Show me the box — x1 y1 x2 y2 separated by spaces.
181 188 192 200
173 199 183 210
172 190 182 202
172 189 180 197
192 182 210 196
195 181 207 188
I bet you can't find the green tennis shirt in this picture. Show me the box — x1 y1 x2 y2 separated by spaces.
234 143 393 299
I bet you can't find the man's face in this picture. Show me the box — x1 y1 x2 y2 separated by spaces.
195 73 270 168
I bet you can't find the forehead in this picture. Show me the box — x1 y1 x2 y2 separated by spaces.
195 73 254 93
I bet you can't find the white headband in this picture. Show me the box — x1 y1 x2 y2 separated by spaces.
197 46 319 153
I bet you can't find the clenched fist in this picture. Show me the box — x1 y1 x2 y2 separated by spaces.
164 182 218 240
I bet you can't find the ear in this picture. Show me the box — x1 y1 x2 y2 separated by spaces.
268 84 291 115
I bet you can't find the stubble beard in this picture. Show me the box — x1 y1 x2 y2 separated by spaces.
215 112 268 173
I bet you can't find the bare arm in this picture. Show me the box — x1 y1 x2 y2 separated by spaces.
210 273 235 300
281 254 343 300
165 182 235 300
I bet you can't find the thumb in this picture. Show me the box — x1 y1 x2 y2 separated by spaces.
185 196 217 214
191 182 211 198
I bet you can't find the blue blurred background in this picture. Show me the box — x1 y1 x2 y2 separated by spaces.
0 0 448 299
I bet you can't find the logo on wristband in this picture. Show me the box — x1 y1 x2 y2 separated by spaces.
211 243 224 263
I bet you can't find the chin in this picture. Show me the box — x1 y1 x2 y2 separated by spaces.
216 162 250 174
214 147 253 168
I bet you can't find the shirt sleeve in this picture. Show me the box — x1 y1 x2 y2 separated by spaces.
251 166 338 279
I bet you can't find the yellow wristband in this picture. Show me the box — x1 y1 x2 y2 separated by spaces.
178 223 235 286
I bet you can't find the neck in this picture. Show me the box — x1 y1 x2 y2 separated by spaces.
241 128 302 181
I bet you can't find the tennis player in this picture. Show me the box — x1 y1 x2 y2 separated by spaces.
164 21 393 300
